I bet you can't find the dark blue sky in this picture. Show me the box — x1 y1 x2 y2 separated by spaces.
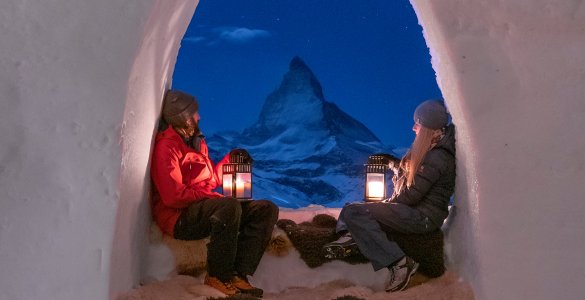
172 0 441 148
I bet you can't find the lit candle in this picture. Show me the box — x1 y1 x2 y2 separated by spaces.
367 181 384 198
223 174 233 197
236 178 246 198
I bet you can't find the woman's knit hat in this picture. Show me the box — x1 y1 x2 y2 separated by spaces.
413 99 449 130
162 90 198 126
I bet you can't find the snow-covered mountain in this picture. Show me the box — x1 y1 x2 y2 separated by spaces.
207 57 397 208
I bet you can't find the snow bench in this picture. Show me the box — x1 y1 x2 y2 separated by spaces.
149 208 445 288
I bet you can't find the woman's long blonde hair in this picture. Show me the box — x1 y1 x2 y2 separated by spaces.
402 126 443 187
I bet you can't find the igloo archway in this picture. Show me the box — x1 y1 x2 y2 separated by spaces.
1 1 584 300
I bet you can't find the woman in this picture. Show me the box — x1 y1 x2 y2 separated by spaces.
324 99 456 292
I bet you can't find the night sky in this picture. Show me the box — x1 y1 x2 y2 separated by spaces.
172 0 442 148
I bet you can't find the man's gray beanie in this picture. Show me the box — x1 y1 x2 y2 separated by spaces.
413 99 449 130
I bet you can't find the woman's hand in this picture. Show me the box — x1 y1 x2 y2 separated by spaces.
371 153 401 173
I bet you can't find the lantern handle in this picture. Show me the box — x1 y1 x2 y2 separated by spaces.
368 153 400 165
229 148 253 164
368 153 402 174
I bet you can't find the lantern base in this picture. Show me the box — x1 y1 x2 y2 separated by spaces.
364 198 385 203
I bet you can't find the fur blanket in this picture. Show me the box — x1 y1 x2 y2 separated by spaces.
276 214 369 268
276 214 445 278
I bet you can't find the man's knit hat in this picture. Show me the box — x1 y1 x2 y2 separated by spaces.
413 99 449 130
162 90 198 126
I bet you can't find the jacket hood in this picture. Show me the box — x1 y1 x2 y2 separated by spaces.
435 124 456 157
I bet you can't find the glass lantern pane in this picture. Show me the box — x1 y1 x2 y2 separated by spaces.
222 174 233 197
366 173 385 199
235 172 252 199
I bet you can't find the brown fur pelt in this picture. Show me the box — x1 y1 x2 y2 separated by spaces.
276 214 369 268
276 214 446 278
265 226 294 257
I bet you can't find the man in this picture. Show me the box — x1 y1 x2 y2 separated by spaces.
151 90 279 297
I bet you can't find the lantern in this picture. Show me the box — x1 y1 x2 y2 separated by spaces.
364 154 389 202
222 150 253 200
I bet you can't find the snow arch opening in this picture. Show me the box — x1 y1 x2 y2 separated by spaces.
111 1 481 297
112 0 484 298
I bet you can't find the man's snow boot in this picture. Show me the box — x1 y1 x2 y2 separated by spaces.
204 275 240 296
231 275 263 297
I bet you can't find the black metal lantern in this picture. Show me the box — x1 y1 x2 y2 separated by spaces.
222 150 253 200
364 154 390 202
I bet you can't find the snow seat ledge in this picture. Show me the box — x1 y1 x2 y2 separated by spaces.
147 207 446 290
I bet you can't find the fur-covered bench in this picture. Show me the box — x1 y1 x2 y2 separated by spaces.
151 213 446 279
148 223 293 276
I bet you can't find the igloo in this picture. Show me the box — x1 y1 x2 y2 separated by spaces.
0 0 584 299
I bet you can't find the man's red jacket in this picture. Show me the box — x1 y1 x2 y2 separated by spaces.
150 126 229 237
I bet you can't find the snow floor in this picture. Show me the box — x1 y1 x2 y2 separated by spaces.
119 270 473 300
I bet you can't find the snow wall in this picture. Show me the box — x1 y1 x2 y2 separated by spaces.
412 1 585 299
0 0 584 299
0 0 199 299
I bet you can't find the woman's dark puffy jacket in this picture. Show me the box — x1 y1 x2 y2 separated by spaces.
392 124 456 227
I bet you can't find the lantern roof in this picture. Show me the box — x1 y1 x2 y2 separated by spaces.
229 149 253 164
367 153 399 165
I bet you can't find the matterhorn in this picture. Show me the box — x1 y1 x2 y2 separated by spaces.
207 56 397 207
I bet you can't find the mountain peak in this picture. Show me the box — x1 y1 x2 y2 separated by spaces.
279 56 324 100
252 57 327 130
289 56 310 72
